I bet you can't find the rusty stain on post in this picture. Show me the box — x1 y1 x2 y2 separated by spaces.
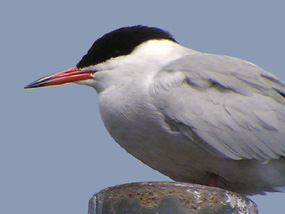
89 182 258 214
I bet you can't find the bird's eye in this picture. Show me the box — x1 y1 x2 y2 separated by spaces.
112 50 121 57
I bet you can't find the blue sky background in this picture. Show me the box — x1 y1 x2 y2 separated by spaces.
1 1 284 213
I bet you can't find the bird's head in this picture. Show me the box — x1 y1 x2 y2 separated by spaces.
25 25 179 92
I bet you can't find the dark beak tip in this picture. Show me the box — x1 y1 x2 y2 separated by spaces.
24 80 47 89
24 82 37 89
24 84 33 89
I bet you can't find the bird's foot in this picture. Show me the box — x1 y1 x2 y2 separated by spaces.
208 173 219 187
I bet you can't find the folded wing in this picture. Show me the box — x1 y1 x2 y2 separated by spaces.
150 54 285 161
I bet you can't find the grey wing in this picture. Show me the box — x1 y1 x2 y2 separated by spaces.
149 53 285 161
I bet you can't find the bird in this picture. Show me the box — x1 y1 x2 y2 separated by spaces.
25 25 285 195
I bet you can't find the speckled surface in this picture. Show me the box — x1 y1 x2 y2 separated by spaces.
89 182 258 214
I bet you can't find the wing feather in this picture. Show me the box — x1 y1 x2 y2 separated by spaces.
150 54 285 161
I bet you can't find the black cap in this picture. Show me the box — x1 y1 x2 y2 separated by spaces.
77 25 177 69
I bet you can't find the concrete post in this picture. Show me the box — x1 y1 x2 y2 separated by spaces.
88 182 258 214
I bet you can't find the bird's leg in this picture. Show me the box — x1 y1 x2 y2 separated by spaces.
208 173 219 187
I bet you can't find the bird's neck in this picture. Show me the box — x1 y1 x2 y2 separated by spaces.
131 40 198 67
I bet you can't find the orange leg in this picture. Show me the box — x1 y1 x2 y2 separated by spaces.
209 174 219 187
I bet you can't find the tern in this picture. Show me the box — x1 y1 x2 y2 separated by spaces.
25 25 285 195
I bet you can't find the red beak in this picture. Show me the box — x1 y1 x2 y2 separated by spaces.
25 66 94 89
